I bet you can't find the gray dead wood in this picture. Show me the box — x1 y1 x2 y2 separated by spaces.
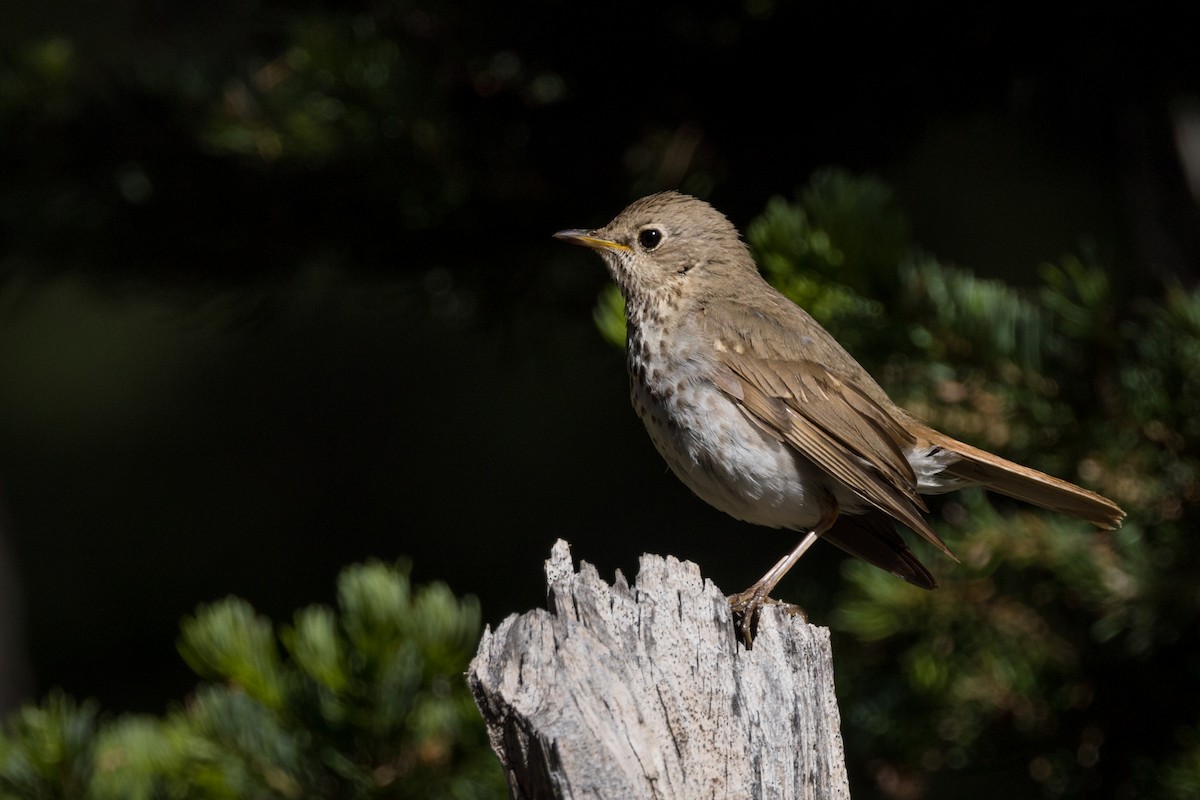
468 539 851 799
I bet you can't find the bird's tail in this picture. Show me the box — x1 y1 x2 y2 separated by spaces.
919 427 1126 529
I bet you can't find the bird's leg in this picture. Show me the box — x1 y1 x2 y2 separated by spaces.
729 507 837 648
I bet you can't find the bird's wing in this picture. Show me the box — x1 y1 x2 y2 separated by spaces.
821 511 939 589
701 307 954 560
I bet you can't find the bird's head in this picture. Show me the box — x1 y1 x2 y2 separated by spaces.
554 191 753 304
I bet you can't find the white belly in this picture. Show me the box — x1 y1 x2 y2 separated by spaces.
629 352 830 532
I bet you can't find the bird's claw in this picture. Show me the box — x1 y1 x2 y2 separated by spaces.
728 588 806 648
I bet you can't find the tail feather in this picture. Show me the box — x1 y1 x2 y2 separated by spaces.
921 428 1126 530
822 510 941 589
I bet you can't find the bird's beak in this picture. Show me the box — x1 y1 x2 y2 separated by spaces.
553 229 632 253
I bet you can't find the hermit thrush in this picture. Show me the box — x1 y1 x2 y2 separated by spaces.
555 191 1125 643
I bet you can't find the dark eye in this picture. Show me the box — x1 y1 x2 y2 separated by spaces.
638 228 663 250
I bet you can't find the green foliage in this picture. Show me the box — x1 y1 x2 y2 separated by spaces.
0 693 99 797
747 191 887 355
0 561 504 799
180 599 289 711
592 284 627 350
761 167 914 293
900 256 1051 371
195 12 472 227
1159 728 1200 798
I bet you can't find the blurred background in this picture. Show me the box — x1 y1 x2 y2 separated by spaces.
1 1 1198 798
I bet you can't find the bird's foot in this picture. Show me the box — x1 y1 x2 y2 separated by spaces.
728 586 806 648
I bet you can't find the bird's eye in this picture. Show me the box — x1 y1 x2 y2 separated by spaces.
638 228 663 250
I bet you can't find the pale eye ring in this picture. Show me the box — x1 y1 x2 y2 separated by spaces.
638 228 663 250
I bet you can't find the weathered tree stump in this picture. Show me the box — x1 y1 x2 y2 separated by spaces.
468 539 851 799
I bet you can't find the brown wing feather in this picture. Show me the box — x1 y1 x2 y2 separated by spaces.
698 300 961 576
717 352 955 559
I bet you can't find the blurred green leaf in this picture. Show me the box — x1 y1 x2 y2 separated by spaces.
179 598 287 710
1 561 504 799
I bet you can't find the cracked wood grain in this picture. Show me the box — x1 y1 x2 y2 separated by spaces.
468 539 851 799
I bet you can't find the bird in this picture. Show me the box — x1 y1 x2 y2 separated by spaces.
555 191 1126 643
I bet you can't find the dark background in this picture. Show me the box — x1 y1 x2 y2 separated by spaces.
1 0 1198 794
